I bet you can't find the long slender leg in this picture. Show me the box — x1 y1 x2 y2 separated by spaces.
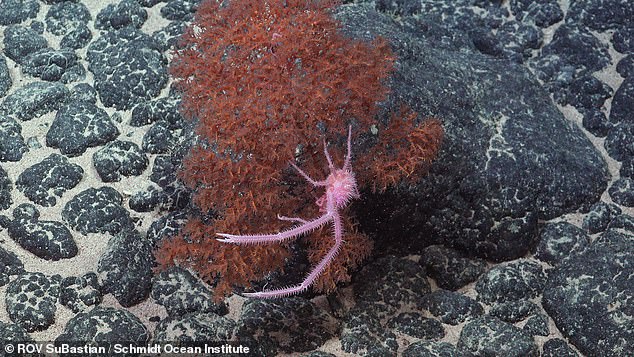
216 213 332 244
277 214 308 224
323 139 334 171
343 125 353 171
243 211 344 298
289 161 327 187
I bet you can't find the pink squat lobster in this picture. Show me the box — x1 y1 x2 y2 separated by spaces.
217 126 359 298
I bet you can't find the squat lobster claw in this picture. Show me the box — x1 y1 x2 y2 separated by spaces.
216 126 359 298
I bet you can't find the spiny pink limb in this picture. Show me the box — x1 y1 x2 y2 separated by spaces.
277 214 308 224
243 212 344 299
323 139 334 170
289 161 326 187
344 125 353 171
216 213 332 244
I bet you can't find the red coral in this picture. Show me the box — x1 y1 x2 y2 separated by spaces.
155 0 443 301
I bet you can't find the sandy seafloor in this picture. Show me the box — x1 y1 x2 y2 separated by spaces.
0 0 632 356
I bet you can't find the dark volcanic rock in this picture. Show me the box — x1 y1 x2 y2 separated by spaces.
16 154 83 206
0 246 24 287
583 201 623 234
59 273 102 313
534 222 591 265
609 178 634 207
0 115 26 162
56 307 149 345
403 341 467 357
542 217 634 355
458 316 538 356
0 166 10 210
2 25 47 63
0 0 39 25
339 4 608 261
96 0 147 30
5 272 61 332
1 81 69 121
7 203 77 261
542 338 580 357
386 312 444 340
340 306 398 357
62 186 132 235
0 55 11 96
475 260 547 304
237 298 337 354
22 48 84 83
45 1 91 36
46 100 119 156
87 27 168 110
93 140 148 182
151 267 226 317
354 255 431 318
153 312 235 342
420 245 486 290
566 0 634 31
418 290 484 325
98 229 154 307
610 75 634 125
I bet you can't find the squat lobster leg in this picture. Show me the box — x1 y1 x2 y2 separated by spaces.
216 126 359 298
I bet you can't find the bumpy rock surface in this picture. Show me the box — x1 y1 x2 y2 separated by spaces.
16 154 83 206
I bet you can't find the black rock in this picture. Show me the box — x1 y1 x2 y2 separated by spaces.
610 75 634 125
5 272 61 332
45 1 91 36
87 27 168 110
489 300 537 323
608 178 634 207
565 75 613 112
22 48 83 83
0 115 26 162
56 307 149 345
340 306 398 357
542 338 580 357
418 290 484 325
458 316 538 356
0 166 11 210
581 109 611 137
2 25 47 63
338 4 608 262
7 203 77 261
375 0 421 16
617 55 634 78
0 321 34 345
0 55 11 96
542 221 634 355
0 245 24 287
62 186 132 235
354 255 431 318
510 0 563 28
605 123 634 162
237 297 337 354
522 313 549 337
567 0 634 31
1 81 69 121
151 21 187 51
420 245 486 291
96 0 147 30
98 229 154 307
142 120 180 154
16 154 83 207
151 267 226 317
534 222 591 265
0 0 38 26
386 312 444 340
46 100 119 156
475 260 547 304
621 157 634 179
93 140 148 182
153 312 235 342
59 273 102 313
60 24 92 50
150 154 179 188
160 0 198 21
146 211 187 246
612 26 634 54
403 341 468 357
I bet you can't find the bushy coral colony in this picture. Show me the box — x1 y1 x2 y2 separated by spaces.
156 0 443 300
